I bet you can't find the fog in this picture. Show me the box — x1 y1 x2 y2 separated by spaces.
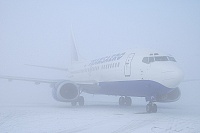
0 0 200 132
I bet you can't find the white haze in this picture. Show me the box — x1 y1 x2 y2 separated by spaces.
0 0 200 132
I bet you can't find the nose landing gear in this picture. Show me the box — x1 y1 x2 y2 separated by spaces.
146 102 157 113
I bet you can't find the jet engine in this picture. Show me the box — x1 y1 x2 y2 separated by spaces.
52 81 80 102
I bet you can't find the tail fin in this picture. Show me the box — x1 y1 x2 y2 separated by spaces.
24 30 80 72
70 30 80 62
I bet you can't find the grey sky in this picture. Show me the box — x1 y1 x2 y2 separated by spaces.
0 0 200 80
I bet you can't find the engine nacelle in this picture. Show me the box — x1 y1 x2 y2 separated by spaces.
52 81 80 102
157 88 181 103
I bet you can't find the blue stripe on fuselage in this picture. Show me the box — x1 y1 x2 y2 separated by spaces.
88 80 173 97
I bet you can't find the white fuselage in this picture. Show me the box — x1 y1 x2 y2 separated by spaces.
69 49 183 89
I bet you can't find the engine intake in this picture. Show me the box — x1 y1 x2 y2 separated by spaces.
52 81 80 102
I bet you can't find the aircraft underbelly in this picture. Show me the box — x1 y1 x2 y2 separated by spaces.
86 80 173 97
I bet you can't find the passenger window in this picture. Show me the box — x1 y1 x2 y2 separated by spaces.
142 57 149 64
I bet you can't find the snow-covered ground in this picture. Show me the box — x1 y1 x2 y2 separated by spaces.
0 82 200 133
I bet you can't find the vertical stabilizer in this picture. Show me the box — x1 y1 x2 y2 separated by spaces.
71 30 80 62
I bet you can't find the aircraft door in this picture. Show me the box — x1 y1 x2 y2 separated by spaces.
124 53 135 77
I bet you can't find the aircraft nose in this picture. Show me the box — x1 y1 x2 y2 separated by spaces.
173 67 184 84
162 66 184 88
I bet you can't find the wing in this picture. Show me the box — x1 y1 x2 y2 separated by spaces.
0 75 61 85
0 75 98 86
183 79 200 82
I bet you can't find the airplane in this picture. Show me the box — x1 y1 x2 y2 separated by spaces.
0 35 184 113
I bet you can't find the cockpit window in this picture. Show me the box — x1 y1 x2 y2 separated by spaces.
168 57 176 62
149 57 154 63
142 57 149 64
142 56 176 64
155 56 168 61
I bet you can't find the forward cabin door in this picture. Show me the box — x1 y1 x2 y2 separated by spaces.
124 53 135 77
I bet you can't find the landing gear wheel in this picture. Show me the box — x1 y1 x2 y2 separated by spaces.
71 101 77 106
78 96 84 106
146 102 157 113
119 97 125 106
125 97 132 106
152 104 157 113
146 103 152 113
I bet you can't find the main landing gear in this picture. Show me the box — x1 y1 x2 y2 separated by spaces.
146 102 157 113
71 96 85 106
119 96 132 106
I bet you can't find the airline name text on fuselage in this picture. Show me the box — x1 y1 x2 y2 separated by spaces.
89 52 125 66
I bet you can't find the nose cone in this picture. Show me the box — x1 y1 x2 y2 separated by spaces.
162 65 184 88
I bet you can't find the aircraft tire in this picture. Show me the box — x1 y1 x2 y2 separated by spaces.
146 103 157 113
119 97 125 106
152 104 157 113
146 103 151 113
125 97 132 106
78 96 84 106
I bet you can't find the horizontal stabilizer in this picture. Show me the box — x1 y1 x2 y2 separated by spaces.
25 64 68 71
